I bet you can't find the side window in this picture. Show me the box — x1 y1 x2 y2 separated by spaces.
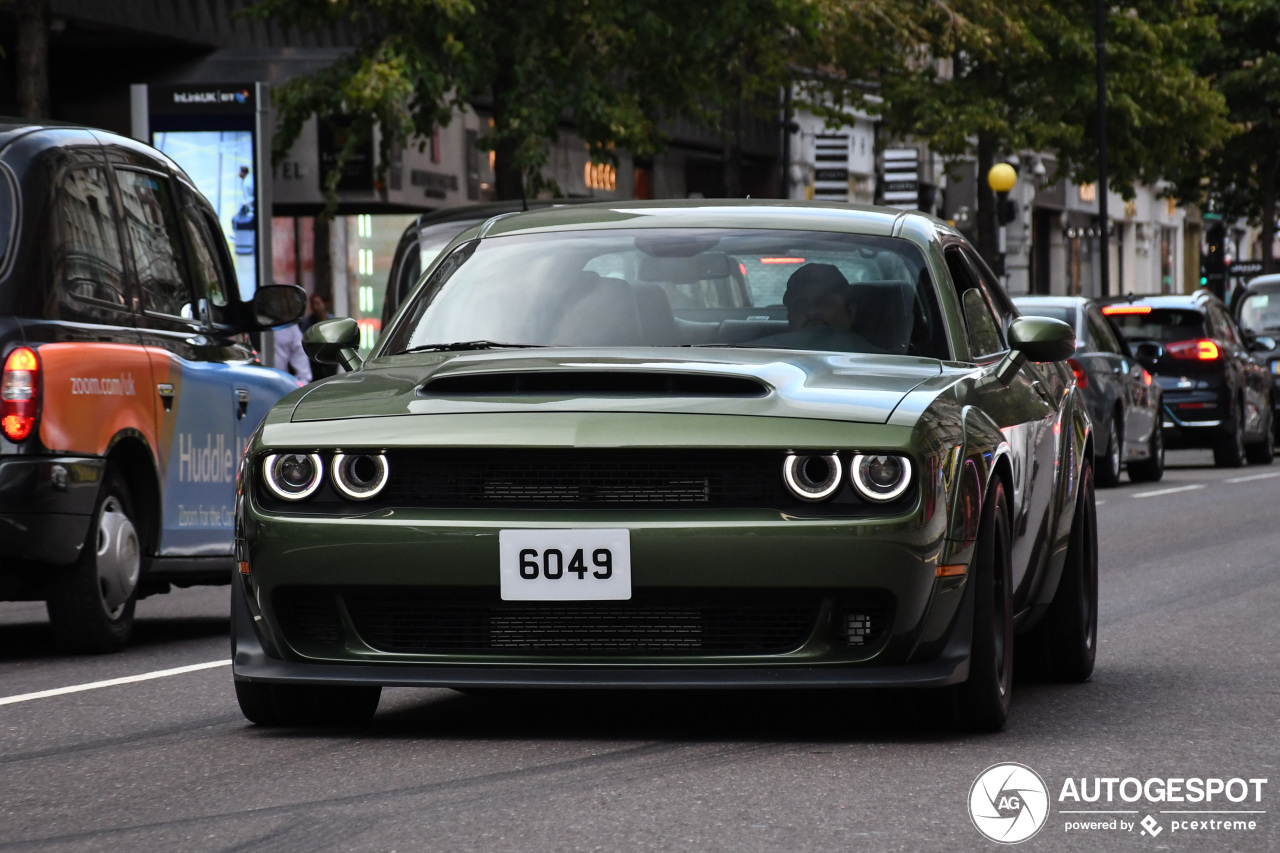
183 206 233 325
1086 307 1123 355
946 247 1003 359
1210 305 1240 345
115 169 196 322
966 249 1016 336
49 166 129 323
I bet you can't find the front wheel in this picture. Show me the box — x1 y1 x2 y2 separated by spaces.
46 468 141 653
1127 419 1165 482
1244 401 1274 465
1025 464 1099 681
948 479 1014 732
235 681 381 727
1213 403 1246 468
1095 417 1122 487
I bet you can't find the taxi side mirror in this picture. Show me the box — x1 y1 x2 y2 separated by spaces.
1008 316 1076 362
304 318 363 372
252 284 307 329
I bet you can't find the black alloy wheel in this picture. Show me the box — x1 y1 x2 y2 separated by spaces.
46 467 141 653
1096 415 1123 487
1022 464 1098 682
949 479 1014 732
1127 419 1165 482
235 681 382 726
1244 400 1274 465
1213 400 1247 468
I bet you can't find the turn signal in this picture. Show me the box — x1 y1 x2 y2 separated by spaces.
1166 339 1220 361
1067 358 1088 390
1 347 40 442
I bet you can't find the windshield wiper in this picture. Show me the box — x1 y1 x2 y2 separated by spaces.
399 340 546 354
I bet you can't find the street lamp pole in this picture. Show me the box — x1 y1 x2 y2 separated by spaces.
1095 0 1110 297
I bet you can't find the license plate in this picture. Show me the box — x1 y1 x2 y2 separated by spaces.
499 529 631 601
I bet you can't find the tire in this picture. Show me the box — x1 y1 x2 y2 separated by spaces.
1244 401 1274 465
235 681 381 727
1213 400 1246 468
46 468 141 653
1026 464 1098 682
948 479 1014 732
1095 415 1122 487
1127 419 1165 483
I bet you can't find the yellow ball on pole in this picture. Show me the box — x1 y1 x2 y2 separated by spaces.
987 163 1017 194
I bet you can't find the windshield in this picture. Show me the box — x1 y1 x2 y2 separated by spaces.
1238 292 1280 334
1107 308 1206 344
381 228 948 358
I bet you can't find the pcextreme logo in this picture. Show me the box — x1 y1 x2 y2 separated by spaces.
968 764 1269 844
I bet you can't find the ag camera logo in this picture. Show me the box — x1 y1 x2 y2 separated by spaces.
969 763 1051 844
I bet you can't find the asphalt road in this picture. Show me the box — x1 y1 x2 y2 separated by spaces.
2 449 1277 851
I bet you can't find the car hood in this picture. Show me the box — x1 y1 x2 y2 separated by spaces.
288 348 947 425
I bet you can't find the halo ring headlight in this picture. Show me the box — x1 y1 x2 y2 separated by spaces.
782 453 843 501
331 452 389 501
850 453 912 502
263 453 324 501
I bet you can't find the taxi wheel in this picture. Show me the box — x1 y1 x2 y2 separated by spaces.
1095 417 1122 487
46 469 141 654
949 479 1013 732
235 681 381 727
1029 464 1098 682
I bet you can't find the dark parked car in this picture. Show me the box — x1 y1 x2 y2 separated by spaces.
0 120 305 652
1014 296 1164 485
1102 291 1273 467
1231 274 1280 438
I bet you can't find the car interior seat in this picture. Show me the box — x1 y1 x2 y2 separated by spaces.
549 272 644 345
630 281 681 345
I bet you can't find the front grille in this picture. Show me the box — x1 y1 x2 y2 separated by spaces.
338 589 822 654
383 449 793 508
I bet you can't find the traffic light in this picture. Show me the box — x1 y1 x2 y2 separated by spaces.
1204 217 1226 299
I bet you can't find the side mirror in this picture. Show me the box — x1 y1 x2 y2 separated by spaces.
1132 341 1163 361
253 284 307 329
303 318 363 372
1008 316 1076 362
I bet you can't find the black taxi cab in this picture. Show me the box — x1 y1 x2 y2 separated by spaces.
0 121 305 652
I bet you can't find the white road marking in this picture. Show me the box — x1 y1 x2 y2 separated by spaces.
1131 484 1206 499
0 659 230 707
1224 471 1280 484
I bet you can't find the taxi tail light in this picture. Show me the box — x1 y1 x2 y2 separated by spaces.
1067 358 1088 389
1 347 40 442
1166 339 1220 361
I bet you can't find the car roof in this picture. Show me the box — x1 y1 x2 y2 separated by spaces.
1011 296 1089 309
1240 274 1280 293
474 199 944 240
1099 291 1218 311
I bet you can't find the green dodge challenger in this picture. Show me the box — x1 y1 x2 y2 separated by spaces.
232 201 1096 732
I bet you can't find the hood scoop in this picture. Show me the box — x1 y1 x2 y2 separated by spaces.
420 370 769 398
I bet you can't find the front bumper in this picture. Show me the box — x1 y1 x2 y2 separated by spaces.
0 456 103 567
230 572 974 689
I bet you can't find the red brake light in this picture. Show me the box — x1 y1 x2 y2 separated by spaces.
759 257 805 264
1102 304 1152 315
1167 339 1220 361
1066 357 1088 389
1 346 41 442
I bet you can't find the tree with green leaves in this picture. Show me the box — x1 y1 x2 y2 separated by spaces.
1169 0 1280 272
870 0 1230 269
246 0 737 206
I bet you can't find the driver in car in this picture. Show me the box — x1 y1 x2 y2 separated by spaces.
755 263 880 352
